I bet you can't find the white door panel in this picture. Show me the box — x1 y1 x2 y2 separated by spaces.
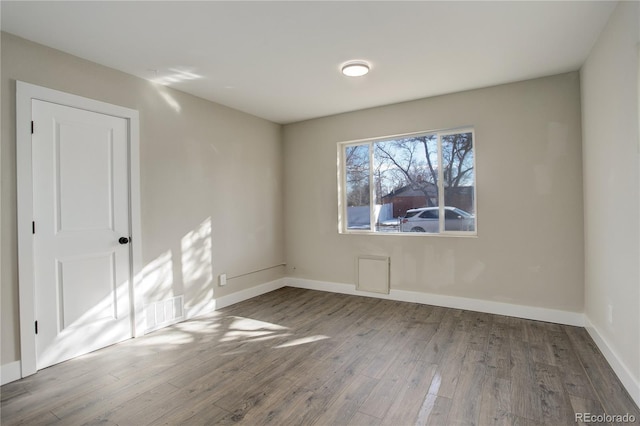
58 253 117 329
57 121 116 232
32 100 132 370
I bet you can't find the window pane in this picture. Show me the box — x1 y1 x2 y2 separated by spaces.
345 144 371 230
442 132 475 232
373 136 439 233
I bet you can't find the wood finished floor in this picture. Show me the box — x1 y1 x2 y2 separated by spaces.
1 287 639 426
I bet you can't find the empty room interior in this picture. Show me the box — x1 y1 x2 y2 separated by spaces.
1 1 639 425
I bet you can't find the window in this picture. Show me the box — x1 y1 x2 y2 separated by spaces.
339 128 476 235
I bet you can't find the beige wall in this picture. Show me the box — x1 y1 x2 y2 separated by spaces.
284 73 584 312
1 33 285 365
581 1 640 388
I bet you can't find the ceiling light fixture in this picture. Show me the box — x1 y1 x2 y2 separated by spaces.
341 61 370 77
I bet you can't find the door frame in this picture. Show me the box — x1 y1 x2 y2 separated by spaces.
16 81 144 378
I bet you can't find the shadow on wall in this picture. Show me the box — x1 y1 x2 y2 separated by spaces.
42 217 216 366
138 217 214 332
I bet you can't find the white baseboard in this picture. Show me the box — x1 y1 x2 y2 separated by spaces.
185 299 216 321
285 277 585 327
584 318 640 405
151 279 286 330
1 360 22 385
185 278 288 321
214 278 287 310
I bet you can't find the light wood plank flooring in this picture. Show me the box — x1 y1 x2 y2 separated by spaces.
2 287 639 425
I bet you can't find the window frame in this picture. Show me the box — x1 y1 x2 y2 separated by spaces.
338 127 477 237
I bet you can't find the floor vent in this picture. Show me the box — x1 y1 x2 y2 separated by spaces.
357 256 390 294
145 295 184 333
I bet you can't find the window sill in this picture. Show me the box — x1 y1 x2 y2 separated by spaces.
339 230 478 238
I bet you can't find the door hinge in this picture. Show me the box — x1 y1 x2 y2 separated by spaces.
31 121 34 134
35 321 38 334
32 221 35 234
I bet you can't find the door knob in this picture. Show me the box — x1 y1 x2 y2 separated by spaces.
118 237 130 245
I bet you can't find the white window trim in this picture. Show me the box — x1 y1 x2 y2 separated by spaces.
16 81 144 378
338 127 477 237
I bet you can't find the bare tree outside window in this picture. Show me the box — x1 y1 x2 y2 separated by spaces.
442 132 475 231
345 144 371 229
374 135 439 207
442 132 474 188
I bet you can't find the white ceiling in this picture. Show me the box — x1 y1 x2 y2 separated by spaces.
1 1 616 124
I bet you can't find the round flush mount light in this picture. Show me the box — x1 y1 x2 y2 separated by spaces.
341 61 370 77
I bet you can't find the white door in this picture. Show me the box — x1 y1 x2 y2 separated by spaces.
32 99 133 369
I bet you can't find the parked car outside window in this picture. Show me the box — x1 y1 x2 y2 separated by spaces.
399 206 475 233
